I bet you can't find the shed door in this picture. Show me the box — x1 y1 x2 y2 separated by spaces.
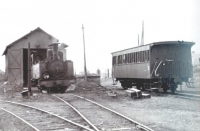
7 49 23 86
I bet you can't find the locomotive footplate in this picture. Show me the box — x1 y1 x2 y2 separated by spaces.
40 79 75 88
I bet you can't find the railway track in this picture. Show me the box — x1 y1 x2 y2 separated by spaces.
54 94 154 131
173 92 200 101
0 100 93 131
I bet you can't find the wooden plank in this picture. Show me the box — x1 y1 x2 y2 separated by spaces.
142 93 151 98
125 88 142 98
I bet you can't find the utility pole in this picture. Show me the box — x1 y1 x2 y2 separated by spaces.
141 21 144 46
28 42 32 96
108 69 109 78
82 24 87 81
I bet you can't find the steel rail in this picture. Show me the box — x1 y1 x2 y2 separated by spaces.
0 100 93 131
53 95 99 131
175 92 200 98
167 92 200 101
70 94 154 131
0 107 39 131
175 95 200 101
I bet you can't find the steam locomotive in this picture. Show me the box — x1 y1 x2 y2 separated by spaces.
112 41 194 93
31 43 75 93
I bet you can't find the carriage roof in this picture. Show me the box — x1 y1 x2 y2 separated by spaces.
111 41 195 56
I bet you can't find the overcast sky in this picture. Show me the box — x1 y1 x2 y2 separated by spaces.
0 0 199 74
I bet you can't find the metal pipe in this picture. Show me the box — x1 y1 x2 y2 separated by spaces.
51 43 59 60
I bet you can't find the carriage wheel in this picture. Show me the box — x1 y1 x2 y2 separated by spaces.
37 86 43 92
121 82 131 90
61 87 67 93
170 84 177 93
162 83 168 93
47 87 51 93
136 86 141 90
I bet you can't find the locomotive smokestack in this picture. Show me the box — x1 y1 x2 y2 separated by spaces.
51 43 59 60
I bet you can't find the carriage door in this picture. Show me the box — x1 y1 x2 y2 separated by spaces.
7 49 23 87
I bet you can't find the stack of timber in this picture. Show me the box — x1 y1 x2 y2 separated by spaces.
125 88 151 99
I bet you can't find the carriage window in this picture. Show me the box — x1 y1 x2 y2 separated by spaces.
128 53 131 63
112 56 117 65
125 54 128 63
118 55 122 64
138 52 141 63
131 53 133 63
147 50 150 61
135 52 138 63
144 51 147 62
128 54 130 63
123 55 126 64
127 54 129 63
133 52 136 63
143 51 145 62
144 50 149 62
135 53 136 63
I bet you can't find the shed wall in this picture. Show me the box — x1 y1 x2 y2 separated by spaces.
5 30 58 87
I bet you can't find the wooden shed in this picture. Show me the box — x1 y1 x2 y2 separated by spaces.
2 27 59 87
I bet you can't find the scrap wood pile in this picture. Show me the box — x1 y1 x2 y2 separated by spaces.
0 81 22 98
67 81 105 92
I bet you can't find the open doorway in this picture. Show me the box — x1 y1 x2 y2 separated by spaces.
23 49 47 87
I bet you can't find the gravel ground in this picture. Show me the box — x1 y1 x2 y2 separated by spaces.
0 75 200 131
71 78 200 131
